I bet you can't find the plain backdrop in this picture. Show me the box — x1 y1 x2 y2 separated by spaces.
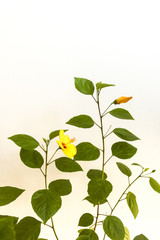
0 0 160 239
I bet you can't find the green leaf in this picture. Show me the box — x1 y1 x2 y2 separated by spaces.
20 149 44 168
74 77 94 95
116 162 132 177
55 157 83 172
131 163 144 169
38 239 48 240
109 108 134 120
66 115 94 128
76 236 90 240
87 169 107 180
78 213 94 227
103 216 125 240
96 82 115 91
112 142 137 159
0 186 24 206
113 128 139 141
133 234 149 240
0 216 16 240
74 142 100 161
49 179 72 196
15 216 41 240
149 177 160 193
8 134 39 150
126 192 139 219
88 179 112 205
31 189 61 224
0 215 18 225
79 229 99 240
49 130 68 140
124 227 130 240
84 196 107 206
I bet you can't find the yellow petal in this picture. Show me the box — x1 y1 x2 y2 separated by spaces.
56 140 64 150
63 134 71 144
115 96 132 104
63 144 77 158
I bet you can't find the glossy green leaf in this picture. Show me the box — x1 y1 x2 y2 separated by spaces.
15 217 41 240
87 169 107 180
79 229 99 240
103 216 125 240
124 227 130 240
84 196 107 206
112 142 137 159
20 148 44 168
0 215 18 225
96 82 115 91
74 142 100 161
66 115 94 128
31 189 61 224
0 186 24 206
55 157 83 172
74 77 94 95
116 162 132 177
109 108 134 120
49 179 72 196
8 134 39 150
126 192 138 219
133 234 149 240
88 179 112 205
78 213 94 227
149 177 160 193
49 130 68 140
0 216 16 240
113 128 139 141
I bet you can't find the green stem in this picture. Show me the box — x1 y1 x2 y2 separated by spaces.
51 217 59 240
102 102 113 117
48 148 59 165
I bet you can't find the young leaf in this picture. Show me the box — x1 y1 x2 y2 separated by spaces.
8 134 39 150
20 149 44 168
131 163 144 169
133 234 149 240
149 177 160 193
49 129 68 140
78 213 94 227
116 162 132 177
87 169 107 180
74 142 100 161
15 216 41 240
109 108 134 120
126 192 139 219
55 157 83 172
0 187 24 206
124 227 130 240
74 77 94 95
78 229 99 240
112 142 137 159
31 189 61 224
49 179 72 196
88 179 112 205
113 128 139 141
96 82 115 91
0 216 16 240
66 115 94 128
103 215 125 240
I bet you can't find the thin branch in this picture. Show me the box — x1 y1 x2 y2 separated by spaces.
104 155 113 165
40 168 45 177
48 148 59 164
92 95 98 103
94 121 101 129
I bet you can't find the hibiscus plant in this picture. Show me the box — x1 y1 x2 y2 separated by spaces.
0 77 160 240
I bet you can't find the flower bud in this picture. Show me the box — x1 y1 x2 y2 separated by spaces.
114 96 132 104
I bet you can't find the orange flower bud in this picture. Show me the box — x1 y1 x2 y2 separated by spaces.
114 96 132 104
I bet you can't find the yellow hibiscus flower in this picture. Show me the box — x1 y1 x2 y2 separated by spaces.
114 96 132 104
57 130 77 158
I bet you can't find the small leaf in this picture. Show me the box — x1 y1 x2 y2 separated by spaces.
49 179 72 196
78 213 94 227
96 82 115 91
55 157 83 172
20 149 44 168
74 142 100 161
131 163 143 168
116 162 132 177
149 177 160 193
103 215 125 240
133 234 149 240
0 187 24 206
74 77 94 95
0 216 16 240
109 108 134 120
31 189 61 224
8 134 39 150
88 179 112 205
78 229 99 240
66 115 94 128
87 169 107 180
124 227 130 240
112 142 137 159
113 128 139 141
15 216 41 240
49 130 68 140
126 192 139 219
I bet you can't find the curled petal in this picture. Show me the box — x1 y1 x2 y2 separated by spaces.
114 96 132 104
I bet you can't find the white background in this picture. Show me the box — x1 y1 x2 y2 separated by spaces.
0 0 160 239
